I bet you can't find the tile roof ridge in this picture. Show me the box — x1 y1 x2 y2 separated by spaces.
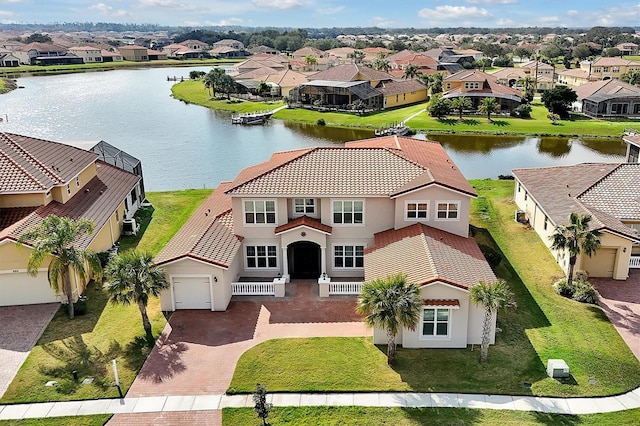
418 224 439 279
0 132 64 184
0 148 47 190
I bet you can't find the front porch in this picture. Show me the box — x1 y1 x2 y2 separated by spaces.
232 276 364 299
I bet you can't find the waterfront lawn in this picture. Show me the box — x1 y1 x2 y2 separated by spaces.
227 180 640 397
0 415 111 425
223 407 640 426
0 189 212 404
171 80 284 113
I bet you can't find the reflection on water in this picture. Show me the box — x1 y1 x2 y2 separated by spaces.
0 66 628 189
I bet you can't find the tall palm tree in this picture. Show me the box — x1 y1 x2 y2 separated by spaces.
478 97 500 121
450 96 472 120
356 273 422 365
469 280 515 363
348 50 365 64
550 213 602 287
428 72 444 94
371 58 391 73
203 67 225 97
402 64 420 80
303 55 317 71
18 215 102 319
256 80 271 99
105 250 169 343
517 76 536 103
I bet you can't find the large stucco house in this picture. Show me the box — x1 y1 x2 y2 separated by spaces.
156 136 498 349
0 133 143 306
443 69 522 113
513 162 640 281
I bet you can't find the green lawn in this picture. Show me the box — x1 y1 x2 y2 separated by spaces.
171 80 285 113
227 180 640 397
0 415 111 425
223 407 640 426
0 189 211 404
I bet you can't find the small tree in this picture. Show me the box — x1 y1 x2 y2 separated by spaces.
547 113 560 124
402 64 420 80
428 95 451 118
541 86 577 119
478 97 500 121
470 280 515 363
253 383 272 426
356 273 422 365
450 96 471 120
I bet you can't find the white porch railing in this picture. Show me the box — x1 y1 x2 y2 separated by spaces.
630 256 640 269
231 281 275 296
329 281 363 295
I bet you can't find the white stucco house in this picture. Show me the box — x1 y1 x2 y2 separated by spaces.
156 136 499 349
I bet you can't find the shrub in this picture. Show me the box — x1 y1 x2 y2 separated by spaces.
498 174 514 180
553 278 573 298
516 104 532 118
316 118 326 126
553 278 597 304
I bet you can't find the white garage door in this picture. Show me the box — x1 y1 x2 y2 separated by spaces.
0 272 58 306
172 276 212 310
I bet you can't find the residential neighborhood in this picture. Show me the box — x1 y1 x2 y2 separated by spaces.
2 14 640 426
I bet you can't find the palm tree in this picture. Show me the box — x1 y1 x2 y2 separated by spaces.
303 55 317 71
356 273 422 365
517 76 536 103
371 58 391 73
469 280 515 363
17 215 102 319
427 72 444 94
550 213 602 287
402 64 420 80
348 50 365 64
105 250 169 342
450 96 472 120
203 67 224 97
256 81 271 99
478 97 501 121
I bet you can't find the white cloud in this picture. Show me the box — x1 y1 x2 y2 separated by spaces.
251 0 304 10
418 6 492 22
369 16 395 28
0 10 12 16
317 6 345 16
206 18 245 26
538 16 559 23
467 0 516 4
495 18 516 26
566 9 578 16
0 0 25 3
89 3 129 17
137 0 198 11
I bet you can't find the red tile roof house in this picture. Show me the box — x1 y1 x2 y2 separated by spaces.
512 163 640 281
443 69 523 113
156 136 499 349
0 133 143 306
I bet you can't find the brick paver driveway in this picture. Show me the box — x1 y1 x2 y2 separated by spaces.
108 280 368 425
592 270 640 361
0 303 59 397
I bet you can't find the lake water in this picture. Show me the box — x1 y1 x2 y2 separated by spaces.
0 67 626 191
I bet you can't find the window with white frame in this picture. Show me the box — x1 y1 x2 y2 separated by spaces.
422 308 451 338
332 200 363 224
75 176 80 187
246 245 277 268
66 183 71 194
406 201 428 220
244 200 276 224
293 198 315 215
334 245 364 268
464 82 479 89
436 201 459 220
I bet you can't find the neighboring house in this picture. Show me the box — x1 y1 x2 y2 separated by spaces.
513 163 640 281
211 39 243 50
377 79 428 108
289 80 384 109
290 46 325 59
0 133 142 306
68 46 103 63
13 42 81 65
156 136 498 349
443 69 522 112
574 79 640 118
0 53 19 67
118 45 149 61
100 50 123 62
557 67 597 88
209 46 245 59
309 64 394 87
616 42 639 56
518 60 555 90
580 57 640 81
147 49 168 60
623 132 640 163
180 39 210 50
264 69 309 97
248 45 279 55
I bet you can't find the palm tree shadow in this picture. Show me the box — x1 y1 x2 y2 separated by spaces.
438 118 458 126
491 120 510 127
128 333 188 384
461 119 480 126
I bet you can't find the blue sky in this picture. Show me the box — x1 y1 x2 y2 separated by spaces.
1 0 639 28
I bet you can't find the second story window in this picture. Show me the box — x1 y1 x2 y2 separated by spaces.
406 201 428 220
436 201 459 220
244 200 276 224
66 183 71 194
294 198 315 215
333 200 363 225
75 176 80 187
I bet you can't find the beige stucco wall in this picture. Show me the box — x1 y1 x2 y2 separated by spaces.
384 89 428 108
393 186 472 237
51 163 97 204
160 257 231 311
577 232 631 280
0 192 47 208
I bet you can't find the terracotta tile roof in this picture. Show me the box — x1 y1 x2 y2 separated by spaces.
513 163 640 240
623 134 640 148
423 299 460 307
575 79 640 100
309 64 393 82
559 68 591 78
0 132 98 193
234 66 279 80
377 79 427 96
118 45 147 50
291 46 324 58
227 148 313 191
16 42 66 52
365 223 496 289
274 216 332 235
265 69 309 88
0 206 37 232
386 50 419 62
489 67 527 80
593 57 640 67
519 60 555 70
0 161 141 249
154 182 241 268
393 54 439 68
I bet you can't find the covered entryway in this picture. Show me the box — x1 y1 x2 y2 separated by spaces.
0 273 57 306
288 241 321 279
172 276 212 309
582 248 617 278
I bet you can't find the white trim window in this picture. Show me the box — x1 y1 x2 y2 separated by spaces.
246 245 277 268
406 201 428 221
75 176 80 187
421 308 451 338
334 245 364 268
293 198 315 216
436 201 460 220
244 200 276 225
332 200 363 225
66 183 71 194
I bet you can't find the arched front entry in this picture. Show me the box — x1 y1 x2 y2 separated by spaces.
288 241 321 279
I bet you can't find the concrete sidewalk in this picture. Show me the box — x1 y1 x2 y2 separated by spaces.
2 388 640 420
